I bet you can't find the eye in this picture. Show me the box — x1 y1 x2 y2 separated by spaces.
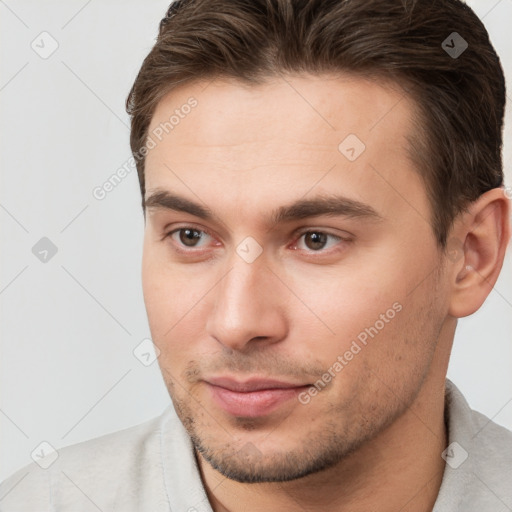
167 227 213 249
294 230 346 252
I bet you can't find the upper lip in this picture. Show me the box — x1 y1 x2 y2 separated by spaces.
205 376 309 392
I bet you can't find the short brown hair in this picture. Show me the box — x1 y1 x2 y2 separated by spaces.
126 0 506 247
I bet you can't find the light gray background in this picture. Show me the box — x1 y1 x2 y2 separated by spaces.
1 0 511 482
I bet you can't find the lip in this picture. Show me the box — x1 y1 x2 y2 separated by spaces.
207 376 308 392
205 376 310 418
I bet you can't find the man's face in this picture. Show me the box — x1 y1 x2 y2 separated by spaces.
142 74 450 482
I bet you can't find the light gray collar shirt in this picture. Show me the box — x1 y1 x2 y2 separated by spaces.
1 378 511 511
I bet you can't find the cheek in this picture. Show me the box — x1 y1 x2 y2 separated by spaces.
141 245 216 361
286 248 436 383
288 261 404 344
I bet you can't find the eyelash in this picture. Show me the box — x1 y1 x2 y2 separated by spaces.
164 226 351 256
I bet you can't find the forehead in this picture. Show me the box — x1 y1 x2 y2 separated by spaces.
147 73 414 150
144 73 429 230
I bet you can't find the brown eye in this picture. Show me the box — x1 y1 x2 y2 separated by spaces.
170 228 209 248
179 228 202 247
303 232 329 251
293 230 348 253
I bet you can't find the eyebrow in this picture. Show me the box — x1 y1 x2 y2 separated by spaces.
144 189 383 228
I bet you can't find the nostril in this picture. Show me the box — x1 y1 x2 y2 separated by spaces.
251 336 269 342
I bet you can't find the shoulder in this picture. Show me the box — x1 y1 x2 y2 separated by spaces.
439 379 512 510
467 407 512 499
446 379 512 468
0 407 173 512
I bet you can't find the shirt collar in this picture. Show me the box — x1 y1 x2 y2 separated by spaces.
433 378 477 511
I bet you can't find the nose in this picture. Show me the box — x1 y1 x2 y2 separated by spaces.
206 255 288 352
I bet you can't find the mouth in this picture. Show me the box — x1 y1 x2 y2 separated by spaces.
204 376 311 418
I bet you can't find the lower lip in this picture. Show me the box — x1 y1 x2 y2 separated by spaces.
207 383 308 418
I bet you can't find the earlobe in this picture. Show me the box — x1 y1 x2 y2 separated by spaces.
448 188 511 318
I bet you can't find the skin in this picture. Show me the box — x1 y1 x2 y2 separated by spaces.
141 74 510 512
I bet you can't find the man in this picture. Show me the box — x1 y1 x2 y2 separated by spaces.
1 0 510 510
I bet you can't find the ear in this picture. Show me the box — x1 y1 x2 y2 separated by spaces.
447 187 511 318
